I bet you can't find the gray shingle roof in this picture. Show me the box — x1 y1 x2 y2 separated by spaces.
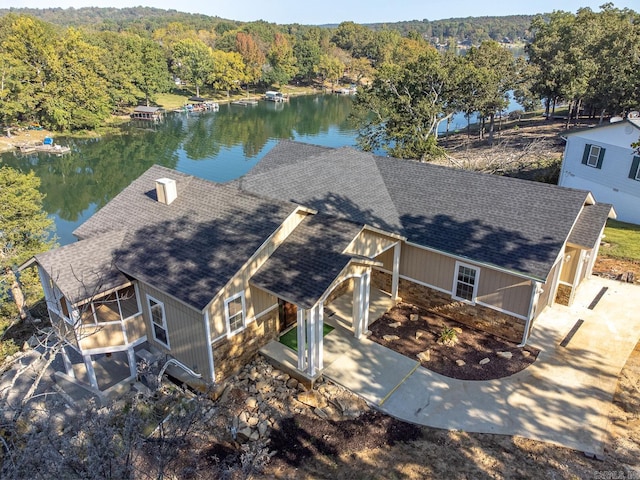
239 146 402 231
35 230 129 305
69 165 298 311
251 214 363 308
242 142 596 281
567 203 613 249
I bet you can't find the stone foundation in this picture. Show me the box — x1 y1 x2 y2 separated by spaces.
213 309 279 383
372 270 525 343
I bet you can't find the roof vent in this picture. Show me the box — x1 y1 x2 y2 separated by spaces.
155 178 177 205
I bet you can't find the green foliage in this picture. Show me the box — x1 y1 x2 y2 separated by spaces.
265 33 297 87
438 326 458 344
171 38 214 97
600 219 640 261
209 50 246 95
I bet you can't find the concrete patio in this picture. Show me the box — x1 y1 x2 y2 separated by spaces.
319 277 640 456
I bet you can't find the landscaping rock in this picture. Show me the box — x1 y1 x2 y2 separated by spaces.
297 391 326 409
383 335 400 341
388 321 402 328
258 421 269 437
453 327 463 334
479 358 490 365
314 407 329 420
497 351 513 360
456 359 466 367
286 377 299 389
415 330 428 340
409 313 419 321
521 350 531 358
237 427 252 442
247 415 259 427
249 430 260 442
417 350 431 362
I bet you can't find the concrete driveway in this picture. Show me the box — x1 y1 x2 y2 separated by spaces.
323 277 640 456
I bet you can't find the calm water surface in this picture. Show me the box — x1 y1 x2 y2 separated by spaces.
1 92 521 246
1 94 358 245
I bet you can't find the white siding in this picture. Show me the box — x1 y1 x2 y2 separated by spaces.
559 123 640 224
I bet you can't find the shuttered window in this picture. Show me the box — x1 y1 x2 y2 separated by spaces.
629 156 640 181
581 144 605 169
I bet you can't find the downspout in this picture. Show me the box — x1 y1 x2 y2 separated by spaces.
203 311 216 383
519 281 541 347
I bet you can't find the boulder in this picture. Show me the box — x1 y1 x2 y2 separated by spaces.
416 350 431 362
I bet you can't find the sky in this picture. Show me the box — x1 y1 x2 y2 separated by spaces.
2 0 638 24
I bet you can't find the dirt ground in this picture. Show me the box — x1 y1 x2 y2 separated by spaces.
368 303 539 381
0 128 54 153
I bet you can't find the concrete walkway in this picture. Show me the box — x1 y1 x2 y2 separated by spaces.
323 277 640 456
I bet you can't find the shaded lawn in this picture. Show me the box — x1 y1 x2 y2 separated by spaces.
601 219 640 261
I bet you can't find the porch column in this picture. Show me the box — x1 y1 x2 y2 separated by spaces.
361 269 371 335
353 277 362 339
353 270 371 339
391 242 401 300
83 354 99 390
61 346 75 378
127 348 137 379
306 304 323 376
296 308 307 371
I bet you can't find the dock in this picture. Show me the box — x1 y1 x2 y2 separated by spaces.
18 139 71 155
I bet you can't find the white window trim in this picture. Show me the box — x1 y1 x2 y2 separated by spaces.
586 145 601 168
452 261 480 305
224 292 246 337
635 164 640 181
85 286 142 325
146 294 170 349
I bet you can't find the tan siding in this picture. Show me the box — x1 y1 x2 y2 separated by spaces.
536 261 560 318
125 314 146 343
346 230 396 258
208 210 308 338
322 263 370 302
375 248 394 271
138 282 211 380
560 246 580 284
79 323 125 350
400 244 455 292
477 270 533 318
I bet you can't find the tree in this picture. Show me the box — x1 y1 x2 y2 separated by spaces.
318 53 344 89
138 37 172 106
171 38 213 97
236 32 265 86
265 33 297 87
351 47 455 160
0 167 55 320
209 50 246 96
293 35 321 83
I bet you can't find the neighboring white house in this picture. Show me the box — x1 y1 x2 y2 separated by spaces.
559 117 640 224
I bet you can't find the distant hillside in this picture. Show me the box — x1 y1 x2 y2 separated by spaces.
0 7 537 42
0 6 239 32
365 15 537 43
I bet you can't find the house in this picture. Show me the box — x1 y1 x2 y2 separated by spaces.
26 141 614 392
559 117 640 224
131 106 164 121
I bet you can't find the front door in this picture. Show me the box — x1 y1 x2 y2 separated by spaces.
278 299 297 332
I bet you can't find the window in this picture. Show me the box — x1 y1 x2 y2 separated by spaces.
629 156 640 181
452 262 479 303
147 295 169 348
225 293 246 335
581 144 605 169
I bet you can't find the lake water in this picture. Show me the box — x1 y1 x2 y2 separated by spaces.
1 93 521 246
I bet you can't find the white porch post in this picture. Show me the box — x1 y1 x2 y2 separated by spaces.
314 303 324 372
61 346 75 378
127 348 137 379
361 269 371 335
391 242 401 300
296 308 306 371
306 306 318 376
353 276 362 338
83 354 99 390
353 270 371 339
